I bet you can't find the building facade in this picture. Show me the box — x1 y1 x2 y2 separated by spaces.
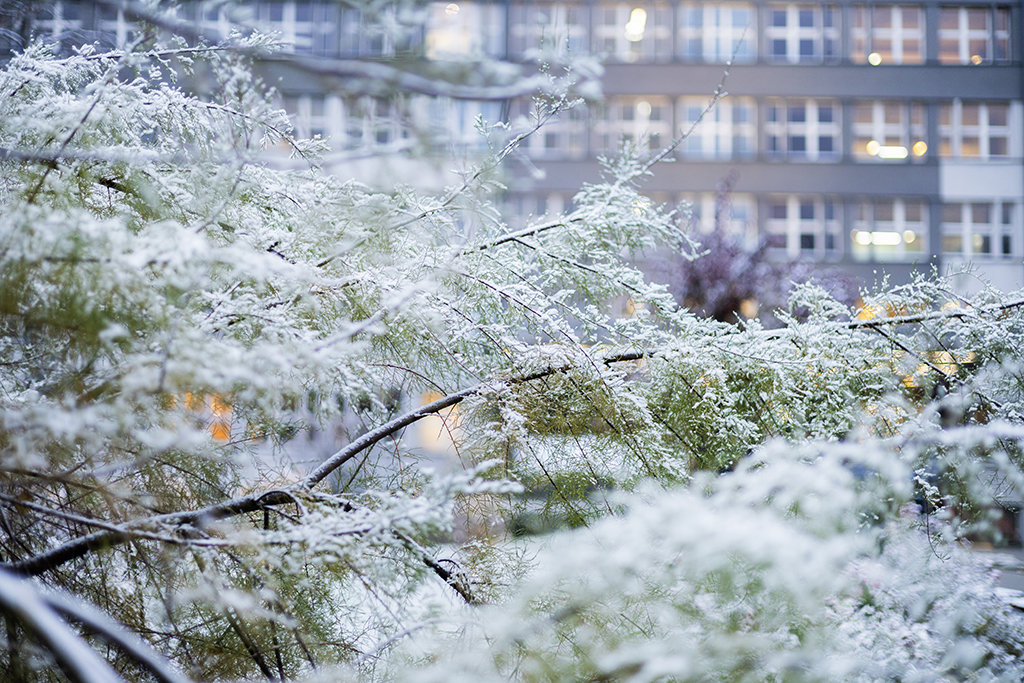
10 0 1024 293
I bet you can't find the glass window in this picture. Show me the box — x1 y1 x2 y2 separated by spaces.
850 5 924 65
591 96 669 155
938 100 1018 160
679 3 757 63
763 4 840 64
512 98 589 158
508 2 589 59
763 98 841 161
678 96 757 160
939 201 1008 258
938 6 1012 64
766 195 842 257
851 198 928 261
852 100 928 162
426 2 506 59
596 2 673 63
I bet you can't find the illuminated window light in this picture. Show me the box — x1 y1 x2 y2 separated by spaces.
866 140 880 155
854 230 873 246
903 230 916 243
871 231 902 246
445 3 459 15
637 100 652 117
912 141 927 156
625 8 647 41
877 145 908 159
971 54 983 65
868 52 882 65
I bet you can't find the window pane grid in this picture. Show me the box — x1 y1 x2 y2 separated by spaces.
763 4 840 64
508 3 590 59
852 198 927 261
852 100 928 161
850 5 925 65
765 195 842 258
764 98 840 161
679 3 757 63
597 2 673 63
939 100 1016 160
678 96 757 160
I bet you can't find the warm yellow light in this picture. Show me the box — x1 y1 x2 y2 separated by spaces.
866 140 880 156
970 54 983 65
868 52 882 65
903 230 916 243
854 230 873 246
877 145 909 159
912 141 927 156
625 8 647 41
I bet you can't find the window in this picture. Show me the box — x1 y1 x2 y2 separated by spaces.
852 100 927 161
939 100 1016 160
508 3 589 59
256 2 346 56
283 94 335 142
851 198 927 261
95 4 133 49
678 97 756 160
850 5 924 65
595 3 673 62
678 192 758 247
280 95 409 151
26 1 86 54
426 2 507 59
941 201 1010 258
512 99 588 158
765 195 842 257
764 98 840 160
938 6 1012 64
422 98 504 152
505 193 568 230
592 97 672 154
678 3 757 63
763 4 840 64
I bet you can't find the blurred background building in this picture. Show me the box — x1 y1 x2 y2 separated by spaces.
4 0 1023 295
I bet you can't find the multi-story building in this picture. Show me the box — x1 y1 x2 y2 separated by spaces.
8 1 1024 294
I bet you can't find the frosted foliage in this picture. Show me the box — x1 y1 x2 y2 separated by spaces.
2 32 1024 683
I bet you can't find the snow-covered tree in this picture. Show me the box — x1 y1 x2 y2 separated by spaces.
3 7 1024 683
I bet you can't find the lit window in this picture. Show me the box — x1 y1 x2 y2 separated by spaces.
938 100 1018 160
426 2 506 59
592 96 671 154
508 3 589 59
850 5 924 65
852 100 927 162
678 3 756 63
763 98 840 161
765 195 842 257
763 4 840 64
851 198 927 262
938 6 1011 65
595 3 673 62
678 96 756 160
